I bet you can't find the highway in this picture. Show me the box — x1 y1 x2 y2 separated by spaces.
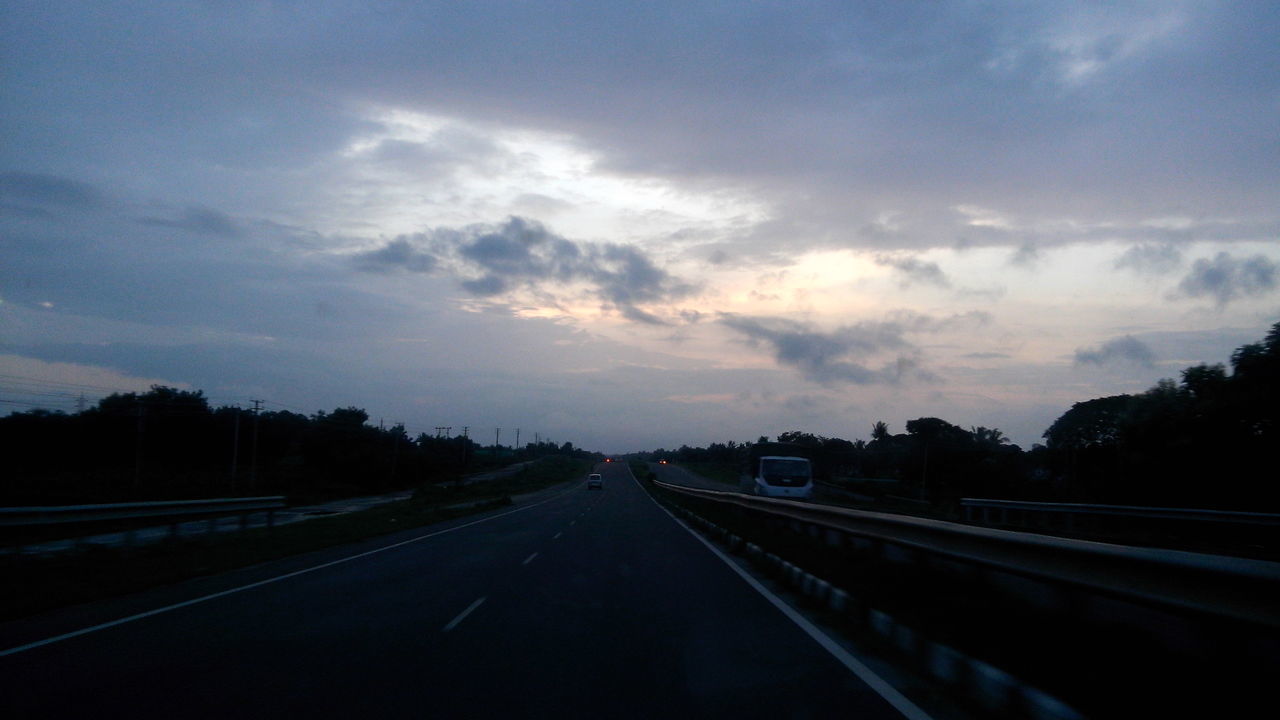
0 462 922 719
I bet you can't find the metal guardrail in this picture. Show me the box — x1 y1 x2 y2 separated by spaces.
0 497 287 527
652 478 1280 629
961 497 1280 527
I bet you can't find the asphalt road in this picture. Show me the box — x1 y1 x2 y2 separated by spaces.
1 462 918 719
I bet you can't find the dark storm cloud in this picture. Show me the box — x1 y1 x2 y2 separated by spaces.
353 217 694 322
874 255 951 288
1115 243 1182 275
1074 336 1157 367
1174 252 1278 306
138 207 242 237
719 313 948 385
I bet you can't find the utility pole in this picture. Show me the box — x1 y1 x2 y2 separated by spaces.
249 399 262 490
229 407 241 485
495 427 501 452
461 426 470 468
515 428 520 452
134 403 146 489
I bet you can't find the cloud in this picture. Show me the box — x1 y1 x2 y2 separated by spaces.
365 128 504 176
4 3 1279 453
718 313 941 385
354 217 694 322
353 238 437 274
0 171 103 210
1073 335 1157 367
884 309 993 333
138 206 242 237
1008 243 1042 268
874 255 951 288
1174 252 1277 306
1115 243 1182 275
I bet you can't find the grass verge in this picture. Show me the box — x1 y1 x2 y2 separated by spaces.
1 455 590 623
672 460 740 486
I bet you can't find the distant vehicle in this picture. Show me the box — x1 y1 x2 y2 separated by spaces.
587 473 603 489
604 457 613 463
658 459 668 464
741 442 813 499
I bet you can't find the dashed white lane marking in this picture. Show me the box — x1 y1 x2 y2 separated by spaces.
553 532 563 540
442 596 487 633
522 552 539 566
569 520 576 526
0 484 581 658
627 465 934 720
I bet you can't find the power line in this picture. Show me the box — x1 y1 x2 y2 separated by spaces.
0 398 77 408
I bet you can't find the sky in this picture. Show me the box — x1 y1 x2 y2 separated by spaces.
2 1 1278 452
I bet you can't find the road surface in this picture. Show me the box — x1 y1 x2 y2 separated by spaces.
0 462 921 719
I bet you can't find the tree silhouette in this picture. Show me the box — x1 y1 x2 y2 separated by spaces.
871 421 890 442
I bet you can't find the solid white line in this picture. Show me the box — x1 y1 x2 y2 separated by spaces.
522 552 538 566
0 485 578 658
627 465 933 720
442 596 486 632
553 532 562 540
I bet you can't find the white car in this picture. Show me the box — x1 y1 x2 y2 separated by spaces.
587 473 603 489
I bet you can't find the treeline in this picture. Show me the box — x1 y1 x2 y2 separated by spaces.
650 321 1280 512
1 388 591 505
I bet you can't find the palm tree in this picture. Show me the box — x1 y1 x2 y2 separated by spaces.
871 421 890 442
972 426 1008 446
